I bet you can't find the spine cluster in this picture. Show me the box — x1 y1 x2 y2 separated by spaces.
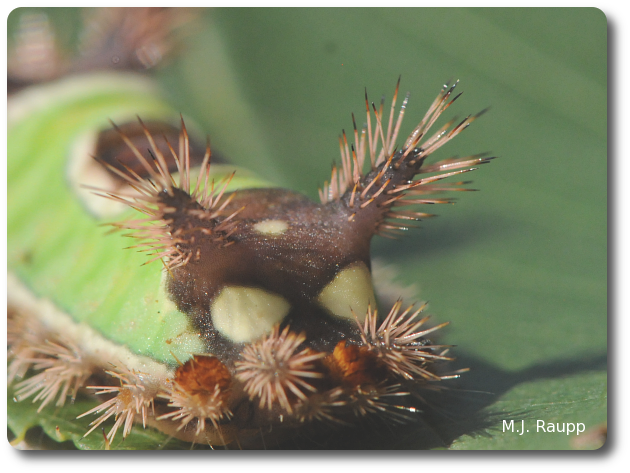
320 79 494 238
8 300 458 446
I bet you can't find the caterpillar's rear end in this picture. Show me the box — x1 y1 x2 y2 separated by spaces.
7 8 493 449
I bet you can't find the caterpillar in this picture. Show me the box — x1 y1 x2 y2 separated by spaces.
7 8 493 450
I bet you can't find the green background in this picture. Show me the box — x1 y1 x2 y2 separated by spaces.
8 7 607 450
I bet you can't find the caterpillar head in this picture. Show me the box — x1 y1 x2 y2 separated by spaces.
86 79 491 445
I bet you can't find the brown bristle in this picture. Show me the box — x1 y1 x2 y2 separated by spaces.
346 384 412 422
319 80 494 242
7 307 47 383
14 339 94 412
357 302 453 382
293 387 347 424
94 120 211 183
87 117 241 270
78 367 159 443
235 326 326 414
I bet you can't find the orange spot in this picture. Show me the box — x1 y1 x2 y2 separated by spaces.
326 340 385 386
117 387 133 405
175 355 232 399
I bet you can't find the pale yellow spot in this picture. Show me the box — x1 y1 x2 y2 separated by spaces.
211 287 290 343
253 219 289 235
67 130 134 218
317 262 377 323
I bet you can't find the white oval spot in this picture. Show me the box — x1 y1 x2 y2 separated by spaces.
253 219 289 235
211 287 290 343
317 262 377 323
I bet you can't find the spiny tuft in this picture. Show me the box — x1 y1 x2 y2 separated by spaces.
235 326 326 414
156 355 232 436
319 80 495 239
87 117 242 270
356 301 454 381
77 366 160 443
